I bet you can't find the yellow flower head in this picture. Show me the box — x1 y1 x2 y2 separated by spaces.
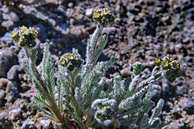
170 60 180 69
154 56 181 70
59 53 82 71
154 58 161 65
92 8 114 25
11 26 38 48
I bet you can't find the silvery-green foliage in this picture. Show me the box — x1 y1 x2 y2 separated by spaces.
17 23 179 129
91 63 168 129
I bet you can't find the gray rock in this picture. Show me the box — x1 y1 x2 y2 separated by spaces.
176 86 187 96
0 119 13 129
22 119 37 129
56 23 69 34
0 32 13 44
0 89 5 100
39 119 52 128
2 12 19 22
85 8 93 16
181 98 194 115
1 20 14 29
0 78 9 89
0 111 8 120
5 81 20 103
0 48 18 77
7 65 22 81
8 108 22 120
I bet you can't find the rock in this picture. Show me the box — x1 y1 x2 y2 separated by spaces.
8 108 22 120
0 111 8 120
1 20 14 29
22 119 37 129
7 65 22 81
5 81 20 103
102 27 117 34
180 98 194 115
176 86 187 96
0 119 13 129
0 32 13 44
0 48 18 77
0 89 5 100
39 119 52 128
0 78 9 88
85 8 93 16
2 12 19 22
56 23 69 34
120 66 132 77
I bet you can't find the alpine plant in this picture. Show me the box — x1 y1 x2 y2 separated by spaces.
12 8 181 129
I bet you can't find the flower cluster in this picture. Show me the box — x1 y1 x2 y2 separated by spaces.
154 56 180 69
92 8 114 25
155 56 181 82
59 53 82 71
11 26 38 48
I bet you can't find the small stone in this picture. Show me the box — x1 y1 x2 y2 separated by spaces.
0 111 8 120
0 32 13 44
0 78 9 88
8 108 22 120
1 20 14 29
5 81 20 103
0 89 5 100
2 12 19 22
22 119 37 129
86 8 93 16
120 66 132 77
180 98 194 115
0 48 18 77
176 86 187 96
39 119 52 128
56 23 69 34
7 65 22 81
0 119 13 129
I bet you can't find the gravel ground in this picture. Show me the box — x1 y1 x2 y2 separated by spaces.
0 0 194 129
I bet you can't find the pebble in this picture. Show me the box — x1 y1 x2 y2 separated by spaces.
180 98 194 115
0 119 13 129
0 78 9 88
120 66 131 77
39 119 52 128
7 65 22 81
8 108 22 120
22 119 37 129
2 12 19 22
176 86 187 96
5 81 20 103
0 32 13 44
1 20 14 29
85 8 93 16
0 89 5 100
0 48 18 77
0 111 8 120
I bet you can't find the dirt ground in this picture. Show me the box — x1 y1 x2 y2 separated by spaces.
0 0 193 129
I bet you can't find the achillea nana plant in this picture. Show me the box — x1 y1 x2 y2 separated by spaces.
12 8 181 129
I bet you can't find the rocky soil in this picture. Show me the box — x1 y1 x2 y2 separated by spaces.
0 0 194 129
